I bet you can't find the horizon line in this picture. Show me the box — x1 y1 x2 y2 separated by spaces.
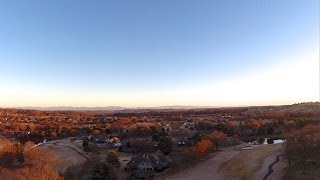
1 101 318 111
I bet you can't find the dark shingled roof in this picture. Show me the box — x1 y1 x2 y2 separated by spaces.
127 154 170 170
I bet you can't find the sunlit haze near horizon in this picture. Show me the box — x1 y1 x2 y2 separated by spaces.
0 0 319 108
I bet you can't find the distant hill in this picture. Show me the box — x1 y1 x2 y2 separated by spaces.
15 106 127 111
8 102 319 112
14 105 219 111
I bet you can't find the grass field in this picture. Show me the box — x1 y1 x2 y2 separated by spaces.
219 144 284 179
40 139 88 173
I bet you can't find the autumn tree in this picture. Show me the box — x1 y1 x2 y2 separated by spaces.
27 123 37 132
0 139 62 180
226 121 237 134
2 165 63 180
0 139 17 168
93 129 101 135
191 139 213 154
51 131 57 139
231 133 240 148
210 131 226 150
18 123 28 131
248 120 262 129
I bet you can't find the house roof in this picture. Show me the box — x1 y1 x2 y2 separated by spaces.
127 155 145 169
127 154 170 169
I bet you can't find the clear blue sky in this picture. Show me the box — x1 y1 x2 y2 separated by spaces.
0 0 319 107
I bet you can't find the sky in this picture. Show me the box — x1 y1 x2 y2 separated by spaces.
0 0 319 107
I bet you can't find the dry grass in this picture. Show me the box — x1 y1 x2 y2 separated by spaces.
219 144 283 179
40 140 88 173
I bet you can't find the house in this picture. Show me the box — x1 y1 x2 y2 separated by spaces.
94 136 108 149
177 139 186 146
176 137 194 147
180 121 196 131
126 154 171 178
107 136 120 143
94 136 106 143
163 123 172 132
106 136 122 148
96 142 108 149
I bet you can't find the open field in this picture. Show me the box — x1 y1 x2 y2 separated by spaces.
160 145 244 180
39 139 88 173
161 143 286 180
220 144 285 180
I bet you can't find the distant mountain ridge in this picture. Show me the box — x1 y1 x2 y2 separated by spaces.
13 105 219 111
15 106 127 111
3 102 319 112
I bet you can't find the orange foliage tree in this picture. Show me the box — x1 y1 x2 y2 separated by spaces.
0 139 62 180
0 139 17 168
226 121 237 128
191 139 214 154
232 133 240 148
210 131 227 140
210 131 226 150
248 120 262 129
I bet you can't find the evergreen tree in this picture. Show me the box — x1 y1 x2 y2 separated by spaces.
92 162 117 180
106 151 121 168
158 136 173 155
